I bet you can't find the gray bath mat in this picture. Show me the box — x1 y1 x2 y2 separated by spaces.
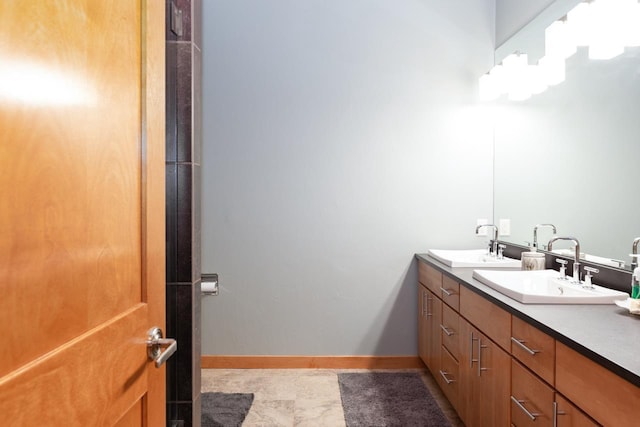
338 372 451 427
201 392 254 427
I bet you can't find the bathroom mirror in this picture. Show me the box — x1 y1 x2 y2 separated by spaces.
492 1 640 269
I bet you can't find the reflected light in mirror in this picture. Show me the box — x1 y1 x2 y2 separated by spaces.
0 59 96 106
538 55 565 85
545 20 577 60
481 0 640 102
503 53 532 101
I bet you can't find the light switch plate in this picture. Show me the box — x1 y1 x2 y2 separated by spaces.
499 218 511 236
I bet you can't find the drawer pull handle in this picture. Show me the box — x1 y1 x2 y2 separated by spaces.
439 370 456 384
511 396 540 421
469 332 478 368
440 324 454 336
440 287 454 296
426 294 433 317
478 338 488 376
511 337 540 356
552 401 566 427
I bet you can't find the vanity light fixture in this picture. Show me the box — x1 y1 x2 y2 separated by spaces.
479 0 640 102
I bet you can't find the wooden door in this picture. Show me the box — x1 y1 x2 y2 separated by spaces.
0 1 166 426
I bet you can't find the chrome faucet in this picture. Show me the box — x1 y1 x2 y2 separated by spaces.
476 224 499 257
533 223 556 250
548 236 581 284
632 237 640 270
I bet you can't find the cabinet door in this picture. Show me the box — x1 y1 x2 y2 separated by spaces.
556 341 638 426
426 290 442 375
478 329 511 427
459 319 481 427
418 283 428 364
438 346 459 410
554 393 599 427
459 319 511 427
418 285 441 374
511 316 555 386
441 303 460 359
511 359 553 427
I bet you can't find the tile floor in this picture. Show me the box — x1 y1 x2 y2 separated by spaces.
201 368 464 426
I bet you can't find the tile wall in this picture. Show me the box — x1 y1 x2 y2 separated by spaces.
165 0 202 425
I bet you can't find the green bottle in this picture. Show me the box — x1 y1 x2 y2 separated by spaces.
632 267 640 299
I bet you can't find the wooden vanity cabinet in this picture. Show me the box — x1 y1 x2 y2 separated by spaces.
511 316 555 386
556 341 640 426
554 394 598 427
417 283 442 375
441 275 460 310
417 259 636 427
418 283 428 363
511 358 554 427
418 264 444 375
459 285 511 350
438 304 461 409
458 317 511 427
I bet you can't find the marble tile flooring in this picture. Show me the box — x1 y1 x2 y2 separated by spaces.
201 368 464 426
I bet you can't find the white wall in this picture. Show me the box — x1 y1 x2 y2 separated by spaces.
201 0 495 356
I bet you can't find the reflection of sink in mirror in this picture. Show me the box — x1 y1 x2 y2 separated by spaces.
472 269 629 304
428 249 521 268
551 249 626 269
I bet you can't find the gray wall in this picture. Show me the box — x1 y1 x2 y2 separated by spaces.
201 0 495 356
496 0 555 46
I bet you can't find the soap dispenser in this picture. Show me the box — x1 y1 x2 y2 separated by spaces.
521 244 545 271
630 254 640 299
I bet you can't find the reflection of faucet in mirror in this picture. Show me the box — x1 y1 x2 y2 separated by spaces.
533 224 556 250
476 224 499 257
632 237 640 270
548 236 581 284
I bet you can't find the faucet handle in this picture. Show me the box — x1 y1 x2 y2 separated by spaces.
583 266 599 289
497 244 506 260
555 258 568 279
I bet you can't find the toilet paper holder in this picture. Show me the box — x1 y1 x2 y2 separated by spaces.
201 273 219 296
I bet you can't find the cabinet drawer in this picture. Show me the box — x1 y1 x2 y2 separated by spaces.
511 316 555 386
438 346 459 410
441 275 460 310
556 341 639 426
419 262 442 294
460 286 511 350
511 359 554 427
555 393 598 427
441 304 460 360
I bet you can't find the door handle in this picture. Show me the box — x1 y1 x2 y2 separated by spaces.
146 327 177 368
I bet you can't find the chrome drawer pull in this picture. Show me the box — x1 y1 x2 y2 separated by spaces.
469 332 478 368
440 287 454 296
552 401 566 427
511 396 540 421
440 324 454 336
511 337 540 356
478 338 488 376
439 370 456 384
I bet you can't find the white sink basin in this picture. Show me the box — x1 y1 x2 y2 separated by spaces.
472 269 629 304
428 249 521 268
